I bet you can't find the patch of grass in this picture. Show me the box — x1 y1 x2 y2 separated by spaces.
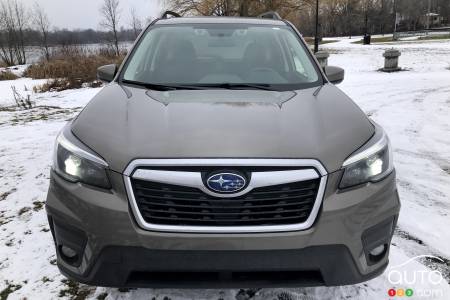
59 279 92 300
32 201 45 211
18 207 31 216
0 188 16 201
0 106 17 113
304 37 339 45
96 292 108 300
0 281 22 300
418 34 450 41
235 289 260 300
320 39 339 45
352 34 450 44
441 165 450 174
33 79 64 93
5 106 81 126
0 70 18 81
0 211 13 226
11 86 33 110
33 78 101 93
25 47 125 92
352 36 394 44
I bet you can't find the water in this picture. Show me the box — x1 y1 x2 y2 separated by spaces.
24 42 133 64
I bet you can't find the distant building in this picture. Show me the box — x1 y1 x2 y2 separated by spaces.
421 13 444 28
396 12 445 31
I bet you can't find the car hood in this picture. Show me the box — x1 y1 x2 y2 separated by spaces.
72 83 374 173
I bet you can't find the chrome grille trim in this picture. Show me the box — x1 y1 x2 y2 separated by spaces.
123 159 328 233
132 169 319 198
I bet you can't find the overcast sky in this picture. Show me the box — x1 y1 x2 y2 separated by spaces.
35 0 163 30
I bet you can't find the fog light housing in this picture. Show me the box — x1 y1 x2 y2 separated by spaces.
60 245 78 259
362 217 395 265
369 244 386 257
51 218 87 267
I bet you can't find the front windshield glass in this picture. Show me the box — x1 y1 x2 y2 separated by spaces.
121 23 321 91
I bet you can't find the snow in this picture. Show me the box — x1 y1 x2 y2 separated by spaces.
1 38 450 299
323 38 450 258
0 65 29 77
0 78 48 107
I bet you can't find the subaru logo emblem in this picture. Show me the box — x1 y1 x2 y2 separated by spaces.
206 172 246 193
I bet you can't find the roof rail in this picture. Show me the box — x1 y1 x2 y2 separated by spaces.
257 11 282 20
161 10 181 19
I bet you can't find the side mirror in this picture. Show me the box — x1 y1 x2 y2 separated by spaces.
324 66 345 85
97 64 117 82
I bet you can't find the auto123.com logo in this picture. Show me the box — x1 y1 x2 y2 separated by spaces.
387 255 445 298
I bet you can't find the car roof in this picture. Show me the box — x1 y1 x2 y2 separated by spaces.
155 16 287 26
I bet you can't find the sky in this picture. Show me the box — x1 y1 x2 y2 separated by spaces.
31 0 164 30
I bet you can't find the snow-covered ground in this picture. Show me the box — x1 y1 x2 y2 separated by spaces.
0 38 449 299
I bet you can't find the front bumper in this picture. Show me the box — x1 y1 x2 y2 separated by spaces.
46 169 400 288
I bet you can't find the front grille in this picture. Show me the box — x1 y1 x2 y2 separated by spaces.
131 177 320 227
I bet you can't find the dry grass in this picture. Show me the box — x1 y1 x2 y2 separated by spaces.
34 78 103 93
418 34 450 41
0 70 19 81
25 46 125 92
304 37 339 45
352 36 394 44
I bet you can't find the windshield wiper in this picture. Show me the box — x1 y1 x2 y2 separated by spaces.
121 80 276 91
195 83 276 91
121 80 206 91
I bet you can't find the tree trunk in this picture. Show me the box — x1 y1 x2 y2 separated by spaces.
113 28 119 56
43 29 50 61
225 0 232 16
239 0 249 16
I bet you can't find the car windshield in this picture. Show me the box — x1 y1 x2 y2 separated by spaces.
121 23 322 91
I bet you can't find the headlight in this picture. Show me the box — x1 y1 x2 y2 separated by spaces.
53 130 111 189
340 130 393 189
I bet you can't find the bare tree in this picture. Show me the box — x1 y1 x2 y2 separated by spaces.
166 0 314 17
165 0 234 16
100 0 120 56
129 7 142 39
225 0 232 15
32 2 50 61
0 1 15 65
13 0 26 63
164 0 203 15
238 0 248 16
0 0 28 66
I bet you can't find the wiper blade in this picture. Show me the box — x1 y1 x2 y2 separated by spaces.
121 80 206 91
121 80 276 91
196 83 276 91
